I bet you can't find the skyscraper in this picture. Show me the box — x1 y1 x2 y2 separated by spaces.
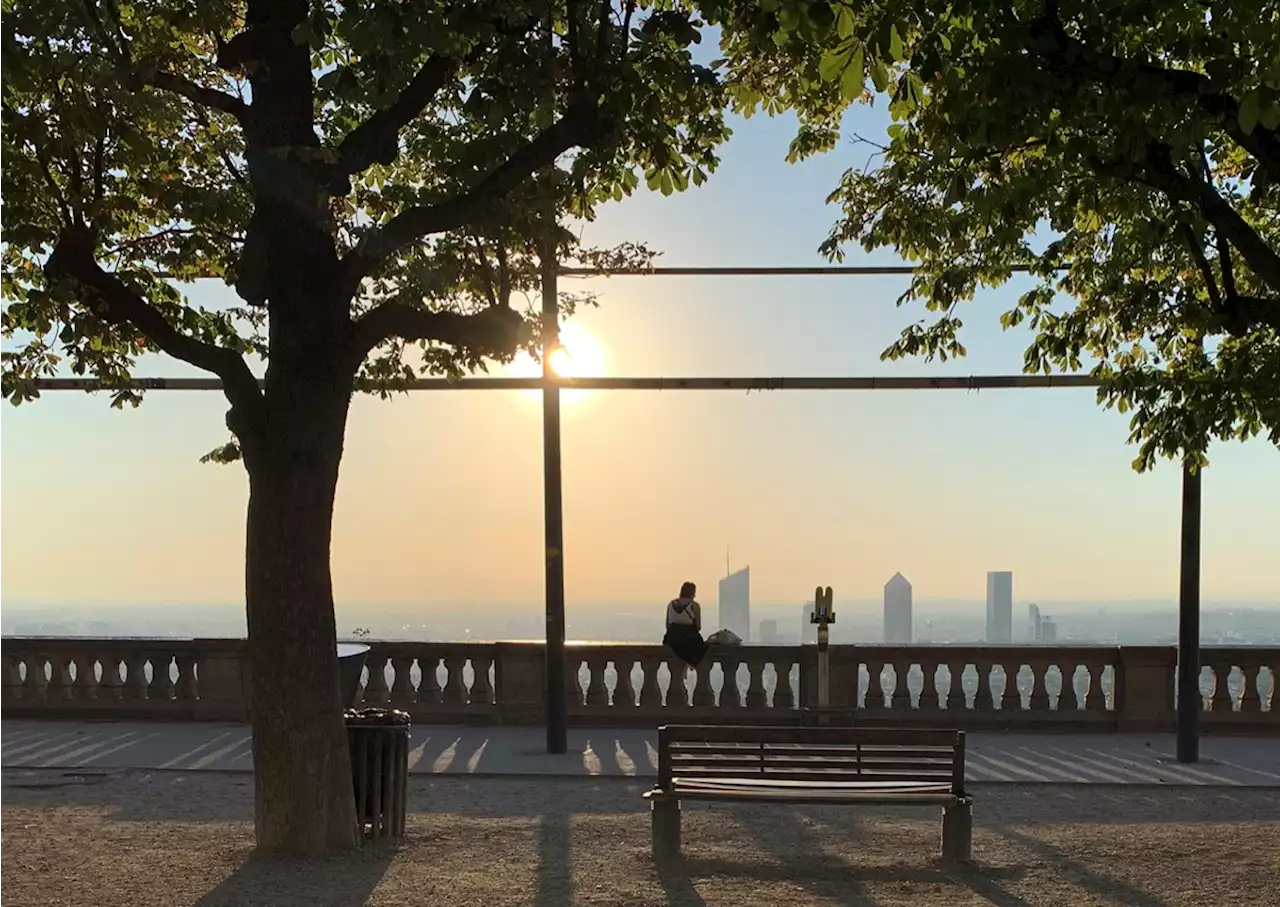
1028 603 1043 642
800 602 817 643
718 567 750 642
986 571 1013 643
1041 616 1058 642
759 619 779 644
883 573 913 644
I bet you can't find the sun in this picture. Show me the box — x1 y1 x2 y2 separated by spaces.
546 322 605 378
502 321 606 404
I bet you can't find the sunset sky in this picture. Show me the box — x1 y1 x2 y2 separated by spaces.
3 99 1278 612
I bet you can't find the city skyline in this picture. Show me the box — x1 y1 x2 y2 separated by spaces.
718 567 751 643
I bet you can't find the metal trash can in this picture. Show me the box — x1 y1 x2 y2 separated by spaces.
345 707 411 838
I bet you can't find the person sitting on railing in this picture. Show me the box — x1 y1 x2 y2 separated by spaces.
664 581 708 668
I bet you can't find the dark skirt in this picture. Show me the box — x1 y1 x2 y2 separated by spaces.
664 623 708 668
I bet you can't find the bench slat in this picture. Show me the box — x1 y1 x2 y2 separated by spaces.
669 744 955 759
649 788 958 806
661 726 962 747
671 754 957 769
668 769 957 784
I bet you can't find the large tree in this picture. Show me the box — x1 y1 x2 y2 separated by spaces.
2 0 727 852
717 0 1280 467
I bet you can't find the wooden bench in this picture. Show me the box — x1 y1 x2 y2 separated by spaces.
643 725 972 861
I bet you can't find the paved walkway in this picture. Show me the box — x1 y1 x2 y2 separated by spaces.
3 720 1279 785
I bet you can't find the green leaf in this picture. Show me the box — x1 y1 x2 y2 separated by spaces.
870 60 890 92
1239 91 1261 134
840 48 865 100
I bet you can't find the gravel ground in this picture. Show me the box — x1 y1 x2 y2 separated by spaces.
3 769 1278 907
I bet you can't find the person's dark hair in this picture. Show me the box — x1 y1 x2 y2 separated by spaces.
679 581 697 599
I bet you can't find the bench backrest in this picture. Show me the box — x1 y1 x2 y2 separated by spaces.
657 725 965 795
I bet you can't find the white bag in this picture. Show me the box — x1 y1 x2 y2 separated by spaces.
706 628 742 646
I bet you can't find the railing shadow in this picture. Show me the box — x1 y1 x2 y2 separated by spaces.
190 843 398 907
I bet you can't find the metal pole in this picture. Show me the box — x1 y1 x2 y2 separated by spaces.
1175 460 1202 763
541 225 568 756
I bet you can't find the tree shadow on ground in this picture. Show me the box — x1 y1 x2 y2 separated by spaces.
990 826 1171 907
190 840 398 907
532 810 572 907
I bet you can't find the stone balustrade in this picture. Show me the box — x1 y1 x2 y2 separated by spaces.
1 638 1275 733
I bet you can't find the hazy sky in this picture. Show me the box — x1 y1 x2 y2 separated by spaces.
3 96 1278 612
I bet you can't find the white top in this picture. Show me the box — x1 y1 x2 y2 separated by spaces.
666 598 698 627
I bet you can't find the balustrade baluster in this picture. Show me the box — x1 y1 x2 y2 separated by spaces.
1211 663 1235 712
614 659 637 708
1029 660 1049 711
666 660 690 708
442 657 468 705
98 656 123 700
72 654 98 700
890 661 913 711
1237 663 1261 714
585 656 609 708
470 655 495 705
718 660 743 708
1000 663 1022 711
972 662 994 711
1084 663 1106 711
149 655 175 700
691 659 715 707
774 659 796 709
174 654 198 701
48 655 73 701
418 657 442 704
389 657 416 706
638 657 662 707
943 661 965 710
24 655 50 700
362 652 390 704
744 658 766 709
917 661 940 710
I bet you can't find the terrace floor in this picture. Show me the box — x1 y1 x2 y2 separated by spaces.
4 719 1280 784
3 771 1277 906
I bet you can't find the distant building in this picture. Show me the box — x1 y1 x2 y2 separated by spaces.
986 571 1013 643
1028 603 1043 642
800 602 817 643
718 567 751 643
883 573 913 643
1041 616 1058 642
759 619 779 644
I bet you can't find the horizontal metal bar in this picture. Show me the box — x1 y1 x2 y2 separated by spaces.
33 375 1102 392
559 265 1049 277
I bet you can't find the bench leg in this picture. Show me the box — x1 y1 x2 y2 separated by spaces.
651 798 682 858
940 798 973 861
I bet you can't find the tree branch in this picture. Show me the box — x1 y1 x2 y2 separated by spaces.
1177 221 1220 308
45 227 264 421
1030 11 1280 183
346 299 525 367
139 68 249 119
340 101 607 285
83 0 249 120
333 54 458 178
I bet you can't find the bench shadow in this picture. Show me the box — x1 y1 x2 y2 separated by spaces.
654 854 708 907
190 842 397 907
733 806 1033 907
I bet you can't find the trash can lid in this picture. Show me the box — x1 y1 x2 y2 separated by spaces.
344 707 412 727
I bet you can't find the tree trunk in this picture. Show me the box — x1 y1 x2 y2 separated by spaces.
243 382 358 853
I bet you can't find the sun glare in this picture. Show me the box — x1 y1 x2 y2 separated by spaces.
504 322 606 404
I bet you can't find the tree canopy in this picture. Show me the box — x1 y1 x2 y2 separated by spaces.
2 0 727 422
1 0 733 853
718 0 1280 469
